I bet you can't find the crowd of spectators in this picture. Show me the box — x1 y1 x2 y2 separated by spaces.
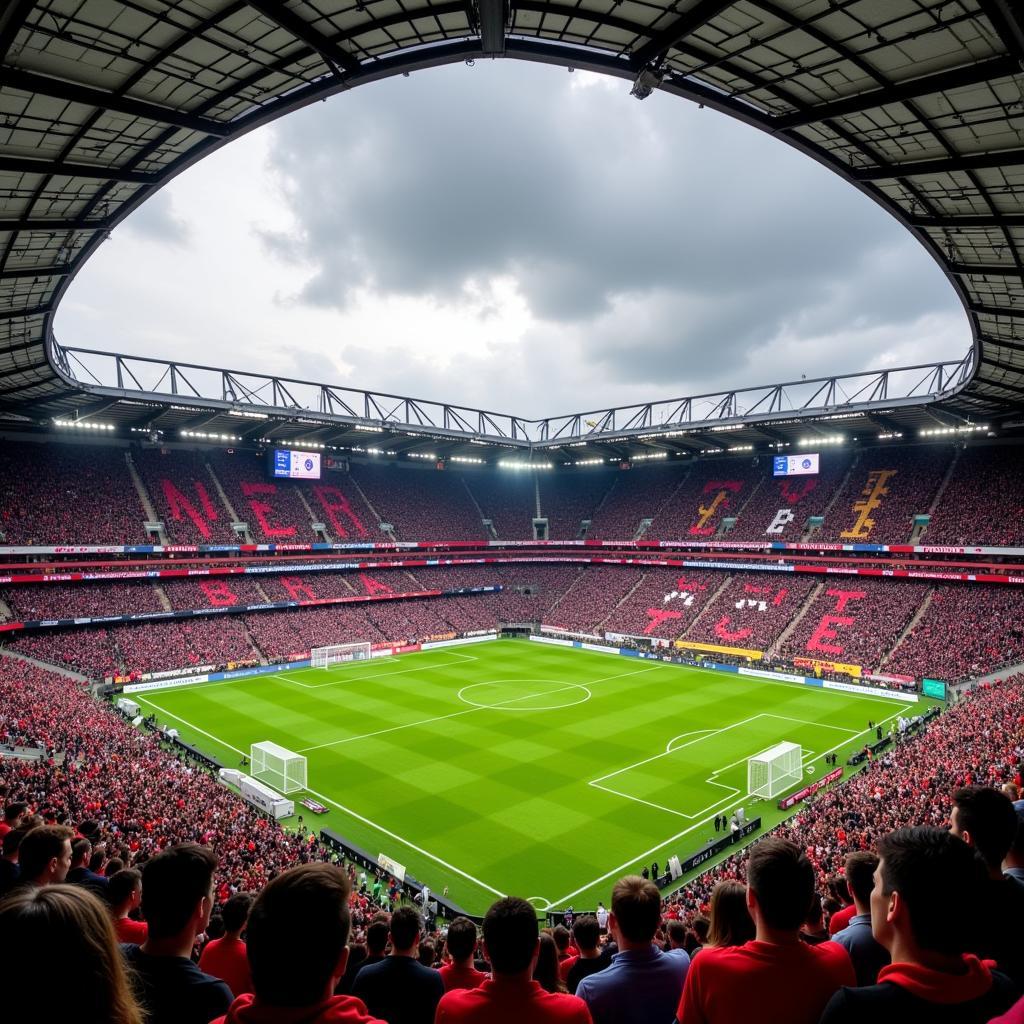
885 584 1024 683
727 454 853 541
925 446 1024 546
539 473 617 541
351 465 485 541
778 580 930 673
587 465 689 540
648 459 763 540
0 440 146 546
135 448 236 545
819 446 950 544
685 576 818 651
599 569 721 639
463 473 537 539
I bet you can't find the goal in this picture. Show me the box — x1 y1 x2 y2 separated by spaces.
251 741 307 795
311 642 371 668
747 741 803 800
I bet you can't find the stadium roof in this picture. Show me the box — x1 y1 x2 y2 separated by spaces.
1 0 1023 459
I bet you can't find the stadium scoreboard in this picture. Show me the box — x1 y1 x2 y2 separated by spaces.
269 448 321 480
773 454 819 477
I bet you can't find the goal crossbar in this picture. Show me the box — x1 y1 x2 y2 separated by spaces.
311 642 371 668
747 741 802 800
251 741 307 795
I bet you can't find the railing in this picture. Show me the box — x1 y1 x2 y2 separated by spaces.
54 342 975 446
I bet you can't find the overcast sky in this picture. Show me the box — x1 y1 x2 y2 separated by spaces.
56 61 968 419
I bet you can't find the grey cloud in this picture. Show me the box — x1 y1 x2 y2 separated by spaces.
118 189 189 246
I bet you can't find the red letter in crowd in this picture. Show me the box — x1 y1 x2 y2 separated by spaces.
713 615 753 642
779 478 816 504
199 580 238 607
312 485 368 539
160 479 220 540
644 607 682 635
827 588 866 613
239 481 296 539
359 572 395 596
280 576 317 601
806 615 855 656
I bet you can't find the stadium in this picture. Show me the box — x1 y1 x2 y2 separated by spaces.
1 2 1023 1023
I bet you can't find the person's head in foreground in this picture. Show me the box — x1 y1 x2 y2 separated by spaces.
608 874 662 948
0 883 143 1023
483 895 541 976
745 837 815 938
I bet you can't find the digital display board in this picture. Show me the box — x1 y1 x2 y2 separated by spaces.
270 449 321 480
922 678 947 700
773 454 820 477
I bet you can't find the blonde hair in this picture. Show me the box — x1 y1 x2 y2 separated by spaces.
0 884 144 1024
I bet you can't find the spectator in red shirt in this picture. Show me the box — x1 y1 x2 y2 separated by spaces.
435 896 592 1024
212 863 387 1024
676 838 854 1024
200 893 254 998
0 800 27 839
819 827 1017 1024
439 916 488 992
108 867 148 944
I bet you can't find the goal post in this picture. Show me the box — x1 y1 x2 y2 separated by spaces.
251 741 307 795
747 741 803 800
311 642 372 668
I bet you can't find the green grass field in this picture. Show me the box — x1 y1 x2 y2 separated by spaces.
129 639 931 915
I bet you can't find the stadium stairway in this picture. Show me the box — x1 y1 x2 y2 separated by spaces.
879 589 934 669
125 451 166 543
294 486 325 540
594 571 649 633
680 574 734 640
812 452 862 540
204 459 248 540
153 586 174 613
0 593 12 621
915 447 963 543
768 582 825 656
348 474 389 540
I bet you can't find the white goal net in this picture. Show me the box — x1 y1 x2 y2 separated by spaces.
251 741 307 795
747 741 803 800
311 642 371 668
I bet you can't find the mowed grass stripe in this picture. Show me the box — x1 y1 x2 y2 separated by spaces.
137 640 927 914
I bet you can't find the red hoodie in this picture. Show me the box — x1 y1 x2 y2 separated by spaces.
210 993 388 1024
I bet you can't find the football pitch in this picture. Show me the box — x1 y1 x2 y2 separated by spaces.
130 639 932 915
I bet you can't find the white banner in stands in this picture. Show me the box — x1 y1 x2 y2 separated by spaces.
738 667 806 685
530 635 574 648
823 679 918 702
124 675 209 693
420 633 497 651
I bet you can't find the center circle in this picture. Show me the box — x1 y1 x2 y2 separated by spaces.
457 678 592 712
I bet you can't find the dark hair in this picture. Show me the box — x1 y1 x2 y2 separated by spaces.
708 880 755 948
610 875 661 943
571 915 600 952
551 924 571 952
747 838 814 931
222 892 252 933
140 844 217 939
3 801 27 823
70 837 91 866
2 827 25 858
844 851 879 907
1012 809 1024 855
418 939 436 967
246 863 351 1007
107 868 142 908
18 824 73 882
533 933 566 993
445 916 479 961
691 916 710 943
666 919 687 945
483 896 539 974
366 919 389 955
0 885 143 1024
389 906 423 951
877 827 985 955
952 786 1019 871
